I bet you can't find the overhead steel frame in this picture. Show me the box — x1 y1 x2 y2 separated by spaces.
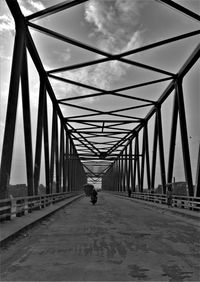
102 45 200 196
0 0 199 198
0 0 87 199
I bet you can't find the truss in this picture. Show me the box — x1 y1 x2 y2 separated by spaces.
0 0 199 198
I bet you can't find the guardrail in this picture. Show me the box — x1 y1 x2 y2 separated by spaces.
112 191 200 212
0 191 81 221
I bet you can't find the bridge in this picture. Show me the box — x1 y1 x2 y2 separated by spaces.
0 0 200 281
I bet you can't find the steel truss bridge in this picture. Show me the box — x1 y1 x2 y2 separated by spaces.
0 0 199 202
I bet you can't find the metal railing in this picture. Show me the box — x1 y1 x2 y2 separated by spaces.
0 191 81 221
112 191 200 212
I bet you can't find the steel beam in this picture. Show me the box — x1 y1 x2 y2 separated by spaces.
140 128 146 191
151 117 158 190
55 115 60 193
145 125 151 190
167 93 178 184
29 23 175 76
21 45 34 196
50 110 57 194
60 125 65 192
176 81 194 196
43 87 50 194
157 0 200 22
120 30 200 57
195 144 200 197
0 22 25 199
128 142 132 190
34 79 45 195
156 106 166 193
26 0 89 21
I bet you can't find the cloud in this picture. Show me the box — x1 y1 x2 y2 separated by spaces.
18 0 45 16
60 0 145 100
0 14 14 33
85 0 144 53
0 0 45 33
52 47 71 64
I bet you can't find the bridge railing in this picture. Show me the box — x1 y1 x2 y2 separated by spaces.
0 191 81 221
112 191 200 212
132 192 200 211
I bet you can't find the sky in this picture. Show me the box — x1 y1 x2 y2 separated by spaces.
0 0 199 187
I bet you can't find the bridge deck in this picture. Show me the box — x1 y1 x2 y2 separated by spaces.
1 193 200 281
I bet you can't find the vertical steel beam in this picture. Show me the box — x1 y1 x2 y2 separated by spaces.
128 142 132 190
34 78 45 195
50 109 57 194
65 133 70 191
140 128 146 191
124 147 128 191
0 23 25 199
136 135 141 191
157 106 166 193
167 92 178 184
71 143 75 190
62 128 67 192
176 80 194 196
43 88 50 194
195 144 200 197
60 125 64 192
118 157 121 191
133 139 137 192
145 125 151 190
55 115 60 193
119 155 122 191
151 117 158 190
69 141 73 191
122 151 125 191
21 45 34 196
130 141 134 190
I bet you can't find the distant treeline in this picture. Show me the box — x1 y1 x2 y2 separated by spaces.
9 183 46 198
155 182 188 195
8 181 191 197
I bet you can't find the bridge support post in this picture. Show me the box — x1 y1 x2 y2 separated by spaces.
0 22 25 199
145 124 151 191
43 87 50 194
34 78 46 195
136 135 141 192
118 156 121 192
65 133 70 192
21 44 34 196
167 92 178 185
195 144 200 197
141 127 146 192
176 80 194 196
124 147 128 192
151 116 158 192
156 106 166 194
128 142 132 191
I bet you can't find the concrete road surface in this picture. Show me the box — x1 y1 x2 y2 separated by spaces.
1 192 200 281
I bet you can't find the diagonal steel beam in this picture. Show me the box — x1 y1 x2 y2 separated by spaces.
28 23 175 76
26 0 89 21
119 30 200 57
47 30 200 73
156 0 200 22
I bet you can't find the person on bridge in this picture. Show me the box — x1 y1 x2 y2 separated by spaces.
128 188 132 197
90 187 98 205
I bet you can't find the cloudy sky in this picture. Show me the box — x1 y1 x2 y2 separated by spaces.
0 0 199 186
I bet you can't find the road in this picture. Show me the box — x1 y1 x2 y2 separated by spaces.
1 192 200 281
